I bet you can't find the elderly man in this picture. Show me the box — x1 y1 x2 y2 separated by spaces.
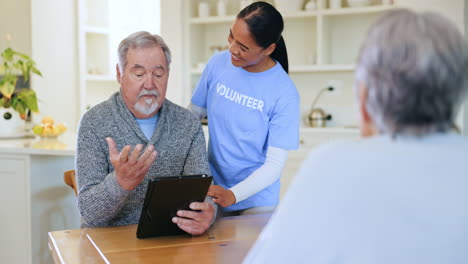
244 9 468 263
76 31 216 235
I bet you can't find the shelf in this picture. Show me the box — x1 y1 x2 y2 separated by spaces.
282 11 319 19
300 127 359 134
78 0 159 114
190 64 355 74
290 64 355 72
86 75 116 81
182 1 390 126
85 26 109 35
189 15 236 24
189 5 394 24
187 5 393 24
321 4 394 16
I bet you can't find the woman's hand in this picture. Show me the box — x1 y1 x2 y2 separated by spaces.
208 185 236 207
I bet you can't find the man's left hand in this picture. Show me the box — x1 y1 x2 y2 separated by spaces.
172 202 214 235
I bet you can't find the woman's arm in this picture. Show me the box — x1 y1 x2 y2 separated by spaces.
230 146 288 203
208 146 288 207
188 103 207 120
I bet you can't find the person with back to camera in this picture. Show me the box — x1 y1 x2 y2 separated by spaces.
244 8 468 263
189 1 300 216
76 31 217 235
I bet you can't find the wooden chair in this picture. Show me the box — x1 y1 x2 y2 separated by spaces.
64 170 78 196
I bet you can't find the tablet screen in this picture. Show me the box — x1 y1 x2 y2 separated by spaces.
136 174 212 238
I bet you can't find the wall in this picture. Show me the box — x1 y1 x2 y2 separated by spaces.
161 0 185 106
396 0 464 30
0 0 31 54
31 0 79 131
0 0 78 132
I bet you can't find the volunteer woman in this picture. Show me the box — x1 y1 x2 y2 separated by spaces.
190 1 299 215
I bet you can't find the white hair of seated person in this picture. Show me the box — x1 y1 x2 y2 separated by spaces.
355 9 468 137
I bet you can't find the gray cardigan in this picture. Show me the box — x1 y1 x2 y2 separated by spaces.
76 92 214 227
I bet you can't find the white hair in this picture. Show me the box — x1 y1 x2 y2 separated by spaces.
118 31 171 72
355 9 468 136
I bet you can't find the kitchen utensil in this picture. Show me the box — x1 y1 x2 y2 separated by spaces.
330 0 342 9
308 108 332 127
198 2 210 17
305 0 317 11
274 0 304 13
307 86 334 127
217 0 227 16
347 0 371 7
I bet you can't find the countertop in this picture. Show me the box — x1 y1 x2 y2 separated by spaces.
0 127 359 157
0 132 76 156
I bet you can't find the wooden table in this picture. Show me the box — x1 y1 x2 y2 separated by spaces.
48 213 271 263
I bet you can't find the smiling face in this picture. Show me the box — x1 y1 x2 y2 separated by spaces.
117 45 169 119
228 18 276 72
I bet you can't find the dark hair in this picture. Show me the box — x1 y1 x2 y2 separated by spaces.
237 1 289 73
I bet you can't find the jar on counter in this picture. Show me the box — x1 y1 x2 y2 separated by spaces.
217 0 227 16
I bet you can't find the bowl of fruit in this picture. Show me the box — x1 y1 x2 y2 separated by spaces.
32 116 67 138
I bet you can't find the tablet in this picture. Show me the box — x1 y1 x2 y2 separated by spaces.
136 174 213 239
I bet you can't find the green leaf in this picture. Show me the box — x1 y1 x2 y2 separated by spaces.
31 66 42 77
12 99 26 115
1 46 42 115
17 89 38 112
13 60 24 75
2 96 11 108
21 63 30 81
0 78 16 98
1 48 14 61
13 51 31 60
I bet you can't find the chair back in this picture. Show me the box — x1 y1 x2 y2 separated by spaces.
64 170 78 196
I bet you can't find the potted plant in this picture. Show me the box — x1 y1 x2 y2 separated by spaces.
0 46 42 135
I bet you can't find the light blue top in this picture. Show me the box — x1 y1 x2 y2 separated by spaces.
135 113 159 140
191 50 300 211
244 133 468 264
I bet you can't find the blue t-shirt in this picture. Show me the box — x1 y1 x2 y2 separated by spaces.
136 113 159 140
191 50 300 211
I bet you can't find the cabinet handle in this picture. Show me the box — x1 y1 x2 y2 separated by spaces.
299 139 305 145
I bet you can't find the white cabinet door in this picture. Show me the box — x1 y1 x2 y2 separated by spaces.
0 154 31 264
281 146 311 200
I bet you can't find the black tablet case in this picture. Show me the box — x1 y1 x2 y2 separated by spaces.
136 175 212 239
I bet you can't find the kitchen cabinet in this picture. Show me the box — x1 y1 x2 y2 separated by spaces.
181 0 396 130
0 134 79 264
0 155 29 264
180 0 467 133
77 0 160 114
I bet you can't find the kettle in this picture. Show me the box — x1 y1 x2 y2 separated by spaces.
308 108 332 128
307 86 333 128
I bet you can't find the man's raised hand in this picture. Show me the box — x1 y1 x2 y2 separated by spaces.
106 137 158 191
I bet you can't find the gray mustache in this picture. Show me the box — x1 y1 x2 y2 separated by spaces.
138 90 159 99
